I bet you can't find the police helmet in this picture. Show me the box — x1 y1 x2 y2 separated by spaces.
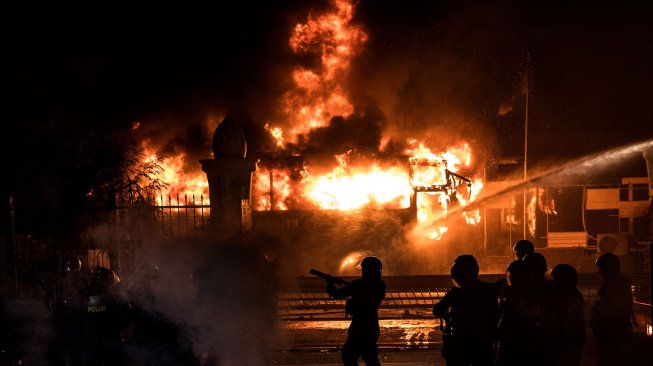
513 240 535 260
522 252 548 277
596 253 620 275
62 255 82 272
551 264 578 288
451 255 480 284
360 256 382 272
506 260 526 286
506 259 525 275
91 267 120 286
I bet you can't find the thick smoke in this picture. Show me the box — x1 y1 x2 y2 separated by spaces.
243 1 525 276
349 1 529 169
134 116 215 168
132 238 278 365
131 1 532 172
116 1 555 279
84 217 279 365
291 101 386 157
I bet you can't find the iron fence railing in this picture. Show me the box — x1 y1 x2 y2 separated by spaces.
277 274 605 320
113 194 212 238
155 194 211 237
277 288 449 319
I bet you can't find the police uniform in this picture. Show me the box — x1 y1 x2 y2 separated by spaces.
434 279 498 366
328 277 386 366
324 257 386 366
79 269 131 366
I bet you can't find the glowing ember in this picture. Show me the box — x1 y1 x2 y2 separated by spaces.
429 226 449 240
265 122 285 148
463 209 482 225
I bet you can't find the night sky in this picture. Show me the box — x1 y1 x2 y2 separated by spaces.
3 0 653 190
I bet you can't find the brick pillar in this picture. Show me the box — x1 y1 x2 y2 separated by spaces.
200 117 257 239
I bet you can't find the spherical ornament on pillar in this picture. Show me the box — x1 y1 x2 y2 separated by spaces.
212 117 248 159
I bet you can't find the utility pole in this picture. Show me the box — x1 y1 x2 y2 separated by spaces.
523 52 530 240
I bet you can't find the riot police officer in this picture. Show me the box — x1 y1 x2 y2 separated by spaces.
326 256 386 366
79 267 132 366
433 255 498 366
513 240 535 261
550 264 585 366
493 240 536 304
591 253 634 366
48 255 86 366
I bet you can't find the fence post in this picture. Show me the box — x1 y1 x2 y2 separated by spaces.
184 195 189 235
192 194 197 232
169 195 173 238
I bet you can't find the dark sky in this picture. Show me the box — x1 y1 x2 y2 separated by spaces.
3 0 653 163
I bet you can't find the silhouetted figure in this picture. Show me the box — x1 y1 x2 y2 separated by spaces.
326 256 386 366
494 241 536 298
79 267 132 366
48 255 87 366
550 264 585 366
525 252 556 365
494 260 524 305
513 240 535 260
591 253 634 366
497 260 527 366
433 255 498 366
497 252 554 366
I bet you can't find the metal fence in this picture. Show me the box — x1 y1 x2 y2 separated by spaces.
277 274 603 320
113 194 212 238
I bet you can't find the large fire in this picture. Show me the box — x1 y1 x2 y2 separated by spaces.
135 0 485 241
140 145 210 205
251 140 483 241
273 0 367 144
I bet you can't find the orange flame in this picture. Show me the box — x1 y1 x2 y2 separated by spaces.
429 226 449 240
140 147 209 205
251 141 484 241
463 209 482 225
304 165 411 210
252 167 293 211
527 191 537 237
134 0 487 244
265 0 367 144
264 122 285 148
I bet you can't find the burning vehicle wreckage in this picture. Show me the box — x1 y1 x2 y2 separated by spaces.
409 157 474 209
247 143 483 277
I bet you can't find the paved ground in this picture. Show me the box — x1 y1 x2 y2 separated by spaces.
3 299 445 365
3 299 652 365
270 349 444 365
272 318 445 365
